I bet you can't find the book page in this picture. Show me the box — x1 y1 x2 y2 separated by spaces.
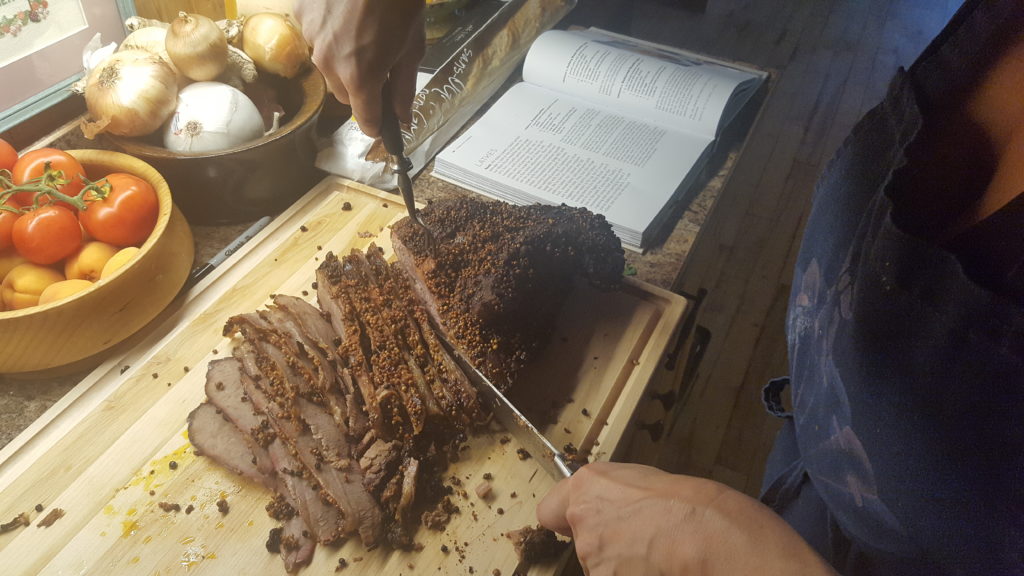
522 29 758 138
435 83 714 247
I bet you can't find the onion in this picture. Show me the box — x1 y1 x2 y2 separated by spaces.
118 26 186 86
241 12 310 78
162 82 265 153
166 12 229 81
80 49 179 139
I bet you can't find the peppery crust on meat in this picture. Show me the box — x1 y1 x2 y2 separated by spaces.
392 197 624 389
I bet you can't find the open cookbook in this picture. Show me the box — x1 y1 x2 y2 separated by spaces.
433 28 768 251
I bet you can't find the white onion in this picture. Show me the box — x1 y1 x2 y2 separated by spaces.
162 81 265 153
81 49 179 138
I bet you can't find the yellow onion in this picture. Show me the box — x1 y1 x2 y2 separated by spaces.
118 26 187 86
241 12 310 78
80 49 179 139
166 11 229 81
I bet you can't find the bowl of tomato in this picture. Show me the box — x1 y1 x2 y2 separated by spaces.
0 148 194 374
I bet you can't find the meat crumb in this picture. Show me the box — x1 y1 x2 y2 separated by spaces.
475 480 492 500
158 502 181 513
422 496 459 531
506 525 568 566
265 527 283 553
493 570 502 576
0 513 29 533
36 508 65 528
216 498 230 515
516 448 531 460
499 436 511 445
185 504 195 515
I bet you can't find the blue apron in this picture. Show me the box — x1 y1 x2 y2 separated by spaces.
759 2 1024 574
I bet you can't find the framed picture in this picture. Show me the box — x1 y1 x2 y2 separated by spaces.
0 0 136 134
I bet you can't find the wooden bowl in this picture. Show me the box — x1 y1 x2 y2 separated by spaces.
108 68 327 225
0 149 194 374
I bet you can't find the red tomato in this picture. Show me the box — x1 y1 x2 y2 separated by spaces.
0 138 16 172
10 148 86 208
12 205 82 265
0 200 19 252
79 173 159 247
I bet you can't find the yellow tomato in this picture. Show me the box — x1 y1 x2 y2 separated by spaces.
0 247 27 281
38 278 94 306
65 241 120 281
100 246 141 279
1 263 65 310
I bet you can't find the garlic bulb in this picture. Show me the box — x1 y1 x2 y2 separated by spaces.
80 49 179 139
215 45 259 91
125 16 169 31
118 26 186 86
162 82 265 153
166 12 228 81
241 12 310 78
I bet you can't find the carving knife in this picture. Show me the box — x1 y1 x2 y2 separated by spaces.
434 332 579 480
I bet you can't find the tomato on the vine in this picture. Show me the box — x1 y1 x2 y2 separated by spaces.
0 200 19 252
10 148 86 208
0 138 17 172
12 205 82 265
79 173 159 247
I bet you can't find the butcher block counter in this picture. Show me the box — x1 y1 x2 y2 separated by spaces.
0 119 757 449
0 64 766 576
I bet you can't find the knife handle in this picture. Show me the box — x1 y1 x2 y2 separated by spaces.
380 79 412 172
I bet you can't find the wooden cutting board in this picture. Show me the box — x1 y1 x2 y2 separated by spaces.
0 177 689 575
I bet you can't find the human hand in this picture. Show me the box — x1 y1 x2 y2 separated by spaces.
294 0 425 138
536 462 837 576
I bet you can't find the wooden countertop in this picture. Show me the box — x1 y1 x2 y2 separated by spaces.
0 74 767 452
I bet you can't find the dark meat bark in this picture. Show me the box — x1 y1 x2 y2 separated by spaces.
506 525 569 565
391 196 624 388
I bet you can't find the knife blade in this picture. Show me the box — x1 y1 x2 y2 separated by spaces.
433 331 578 480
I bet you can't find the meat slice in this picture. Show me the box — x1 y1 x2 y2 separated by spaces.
365 245 484 429
187 402 273 490
237 354 383 548
316 261 392 438
206 356 348 546
280 514 316 573
391 196 624 388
